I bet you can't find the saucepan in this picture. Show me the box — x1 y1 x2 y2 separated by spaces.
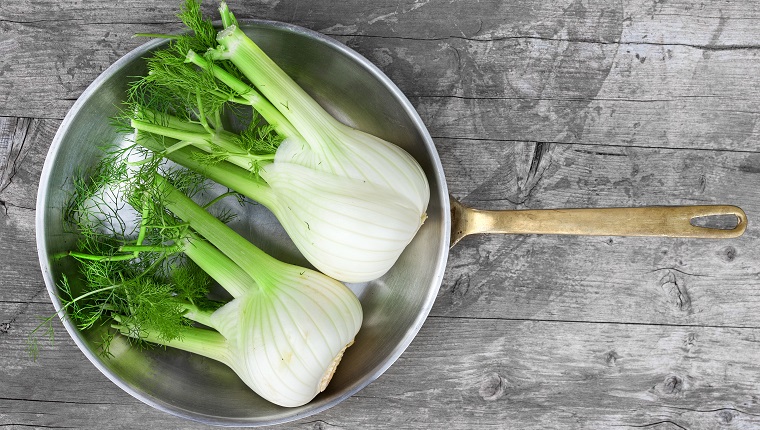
36 20 746 426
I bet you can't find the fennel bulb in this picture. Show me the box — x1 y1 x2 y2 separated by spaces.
51 154 363 408
157 175 364 407
128 0 430 282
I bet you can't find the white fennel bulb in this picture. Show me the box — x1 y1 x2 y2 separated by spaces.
209 18 431 282
273 132 429 216
124 177 365 408
209 266 362 407
259 159 425 282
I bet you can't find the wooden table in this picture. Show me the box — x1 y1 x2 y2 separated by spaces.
2 1 760 428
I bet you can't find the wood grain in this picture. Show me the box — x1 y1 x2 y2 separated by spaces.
3 0 760 429
2 1 760 152
7 309 760 429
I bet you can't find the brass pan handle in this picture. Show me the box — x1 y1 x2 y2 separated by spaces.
450 197 747 247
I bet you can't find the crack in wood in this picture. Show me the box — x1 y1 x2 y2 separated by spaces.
417 94 739 103
461 141 555 207
425 314 760 330
0 117 31 195
653 404 760 418
0 395 121 407
0 17 85 24
506 142 553 206
303 419 342 430
0 424 76 429
334 31 760 52
573 148 628 157
0 17 177 26
1 285 48 336
623 421 688 430
526 142 549 188
659 271 692 314
0 199 35 212
433 134 760 155
649 267 709 278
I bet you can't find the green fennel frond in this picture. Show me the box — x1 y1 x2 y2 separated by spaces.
237 122 283 156
124 56 226 130
35 149 228 359
26 314 56 361
190 143 233 164
188 114 282 172
64 153 130 238
123 0 251 131
118 277 193 343
171 260 220 311
96 331 116 359
176 0 217 54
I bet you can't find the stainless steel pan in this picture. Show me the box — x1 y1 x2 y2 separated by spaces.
36 20 746 427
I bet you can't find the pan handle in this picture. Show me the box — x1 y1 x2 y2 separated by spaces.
450 197 747 247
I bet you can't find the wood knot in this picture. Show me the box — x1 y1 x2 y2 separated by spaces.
721 246 738 263
311 420 333 430
683 332 697 352
717 410 734 424
452 273 470 298
659 270 693 314
479 372 507 401
662 375 683 395
605 350 620 366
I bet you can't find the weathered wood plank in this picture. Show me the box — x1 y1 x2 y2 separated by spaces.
406 38 760 148
441 232 760 326
6 308 760 429
0 20 173 120
340 317 760 430
0 204 43 307
0 309 214 430
5 0 755 44
440 140 756 209
267 0 760 45
0 117 57 208
2 1 760 152
0 117 58 304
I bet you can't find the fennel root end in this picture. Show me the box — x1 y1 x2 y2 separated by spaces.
319 339 354 392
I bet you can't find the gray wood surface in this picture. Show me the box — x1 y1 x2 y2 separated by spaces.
2 0 760 428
